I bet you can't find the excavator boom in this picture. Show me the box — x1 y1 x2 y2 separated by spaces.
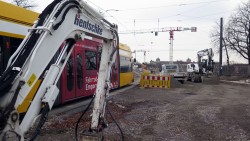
0 0 118 140
197 48 214 74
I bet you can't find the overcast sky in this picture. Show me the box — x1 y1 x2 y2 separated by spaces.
5 0 249 64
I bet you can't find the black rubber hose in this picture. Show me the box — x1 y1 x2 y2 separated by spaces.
54 0 80 18
0 84 22 131
0 0 71 97
106 102 124 141
37 0 63 27
75 95 95 141
28 104 50 141
28 39 75 140
53 5 80 30
0 0 63 96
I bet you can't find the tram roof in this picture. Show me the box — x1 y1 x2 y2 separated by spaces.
0 1 39 26
119 43 132 52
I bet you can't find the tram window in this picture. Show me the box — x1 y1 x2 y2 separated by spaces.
112 60 118 81
97 47 102 69
10 37 22 54
0 37 2 74
85 50 97 70
67 55 74 91
120 56 132 73
76 54 83 89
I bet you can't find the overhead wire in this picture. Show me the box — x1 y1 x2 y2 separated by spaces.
179 10 235 21
145 49 200 52
83 0 234 63
175 2 214 17
84 0 231 32
100 1 234 28
84 0 234 32
118 8 236 34
85 0 131 31
116 0 231 11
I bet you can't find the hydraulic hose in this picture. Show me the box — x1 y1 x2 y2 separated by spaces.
0 0 64 97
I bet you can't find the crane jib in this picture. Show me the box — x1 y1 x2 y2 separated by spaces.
74 14 103 35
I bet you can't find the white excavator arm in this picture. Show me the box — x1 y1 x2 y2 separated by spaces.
197 48 214 58
197 48 214 74
0 0 118 140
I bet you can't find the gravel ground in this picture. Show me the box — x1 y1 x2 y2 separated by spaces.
34 77 250 141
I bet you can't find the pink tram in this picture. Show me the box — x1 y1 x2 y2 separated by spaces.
60 38 120 103
0 1 134 113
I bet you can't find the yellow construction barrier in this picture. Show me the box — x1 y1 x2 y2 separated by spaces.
140 73 170 88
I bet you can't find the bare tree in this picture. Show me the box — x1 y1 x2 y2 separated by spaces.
225 1 250 65
11 0 36 9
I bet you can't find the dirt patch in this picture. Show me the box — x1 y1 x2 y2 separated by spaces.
34 101 131 141
202 75 220 84
220 75 250 81
35 82 250 141
170 76 183 88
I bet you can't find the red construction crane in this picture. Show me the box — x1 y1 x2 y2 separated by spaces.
162 27 197 64
120 26 197 64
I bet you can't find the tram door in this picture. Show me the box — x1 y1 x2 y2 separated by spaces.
0 36 22 75
110 53 119 89
61 44 86 103
0 36 10 74
75 46 85 97
61 51 76 103
61 39 103 102
0 37 3 74
84 47 98 96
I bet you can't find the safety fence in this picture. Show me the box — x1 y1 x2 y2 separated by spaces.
140 73 171 88
222 65 250 76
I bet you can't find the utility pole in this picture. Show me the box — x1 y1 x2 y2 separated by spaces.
248 20 250 74
219 17 223 76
